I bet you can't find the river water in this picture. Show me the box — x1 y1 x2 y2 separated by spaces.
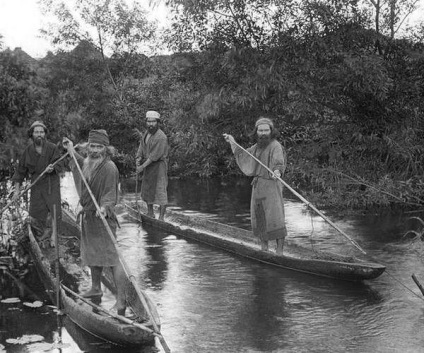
1 174 424 353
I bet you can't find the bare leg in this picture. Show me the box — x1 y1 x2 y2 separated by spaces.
159 205 167 221
147 204 155 218
82 266 103 298
276 238 284 255
261 240 269 251
112 264 127 316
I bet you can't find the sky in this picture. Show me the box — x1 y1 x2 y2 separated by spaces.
0 0 423 58
0 0 171 58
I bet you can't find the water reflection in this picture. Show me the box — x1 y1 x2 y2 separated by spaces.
3 175 424 352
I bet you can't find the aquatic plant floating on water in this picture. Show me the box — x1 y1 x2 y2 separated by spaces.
6 334 44 345
27 342 71 351
0 297 20 304
23 300 43 308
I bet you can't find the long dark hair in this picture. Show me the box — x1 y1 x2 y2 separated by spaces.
249 118 280 142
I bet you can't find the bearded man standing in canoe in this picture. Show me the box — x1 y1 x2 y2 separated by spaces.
63 130 126 315
136 110 169 220
12 120 65 241
223 117 287 254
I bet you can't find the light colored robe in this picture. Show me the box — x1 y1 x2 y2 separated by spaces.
136 129 169 205
70 153 120 267
234 139 287 241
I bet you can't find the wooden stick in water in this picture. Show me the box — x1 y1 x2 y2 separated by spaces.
412 274 424 296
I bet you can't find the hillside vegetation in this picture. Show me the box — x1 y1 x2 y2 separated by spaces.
1 0 424 210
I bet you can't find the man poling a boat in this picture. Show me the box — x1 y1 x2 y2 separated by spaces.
223 116 287 254
11 120 66 244
63 130 127 316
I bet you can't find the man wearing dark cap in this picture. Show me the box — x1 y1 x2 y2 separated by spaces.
223 116 287 254
63 130 126 315
136 110 169 220
12 120 65 241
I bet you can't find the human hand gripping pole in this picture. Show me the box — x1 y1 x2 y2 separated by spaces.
1 151 70 216
223 133 367 255
63 137 171 353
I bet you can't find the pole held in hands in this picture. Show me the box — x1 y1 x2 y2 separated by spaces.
66 144 171 353
224 134 366 255
1 151 70 216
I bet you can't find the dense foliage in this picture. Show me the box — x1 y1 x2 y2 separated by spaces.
0 0 423 210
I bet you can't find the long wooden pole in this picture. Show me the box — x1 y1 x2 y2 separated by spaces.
53 205 60 309
412 274 424 297
226 138 366 254
67 149 171 353
135 166 139 209
1 151 71 216
53 204 63 343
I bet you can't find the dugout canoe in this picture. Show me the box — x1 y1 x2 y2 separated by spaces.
125 203 385 282
26 208 160 347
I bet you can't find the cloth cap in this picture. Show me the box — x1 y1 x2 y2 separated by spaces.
88 129 109 146
146 110 161 120
255 117 274 129
30 120 47 131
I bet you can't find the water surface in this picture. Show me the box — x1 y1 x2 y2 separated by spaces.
1 175 424 352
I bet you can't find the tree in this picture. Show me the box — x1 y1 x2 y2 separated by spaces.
0 50 48 172
39 0 158 103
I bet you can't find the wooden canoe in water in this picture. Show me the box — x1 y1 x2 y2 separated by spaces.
26 208 160 347
125 203 385 282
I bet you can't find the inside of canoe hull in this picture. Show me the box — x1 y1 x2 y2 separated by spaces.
125 202 386 281
61 208 161 325
25 214 159 346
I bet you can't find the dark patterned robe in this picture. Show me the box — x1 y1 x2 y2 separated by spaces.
136 129 169 205
12 140 64 224
234 139 287 241
70 153 120 267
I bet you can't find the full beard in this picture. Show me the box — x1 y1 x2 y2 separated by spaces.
257 134 271 148
82 154 105 181
147 125 159 135
34 137 45 146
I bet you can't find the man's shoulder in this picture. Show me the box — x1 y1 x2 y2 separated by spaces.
45 140 60 150
102 159 119 173
270 139 283 149
156 129 168 140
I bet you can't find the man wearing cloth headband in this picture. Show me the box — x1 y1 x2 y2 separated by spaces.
63 130 126 315
12 120 65 245
136 110 169 220
224 117 287 254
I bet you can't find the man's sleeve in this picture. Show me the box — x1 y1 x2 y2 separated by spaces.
271 144 287 174
99 163 119 218
148 136 168 162
234 145 257 176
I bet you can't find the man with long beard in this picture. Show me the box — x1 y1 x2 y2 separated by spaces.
223 117 287 254
63 130 126 315
12 120 64 240
136 110 169 220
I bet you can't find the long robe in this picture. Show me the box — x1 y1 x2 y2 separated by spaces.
70 154 120 267
234 139 287 241
136 129 169 205
12 140 64 225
